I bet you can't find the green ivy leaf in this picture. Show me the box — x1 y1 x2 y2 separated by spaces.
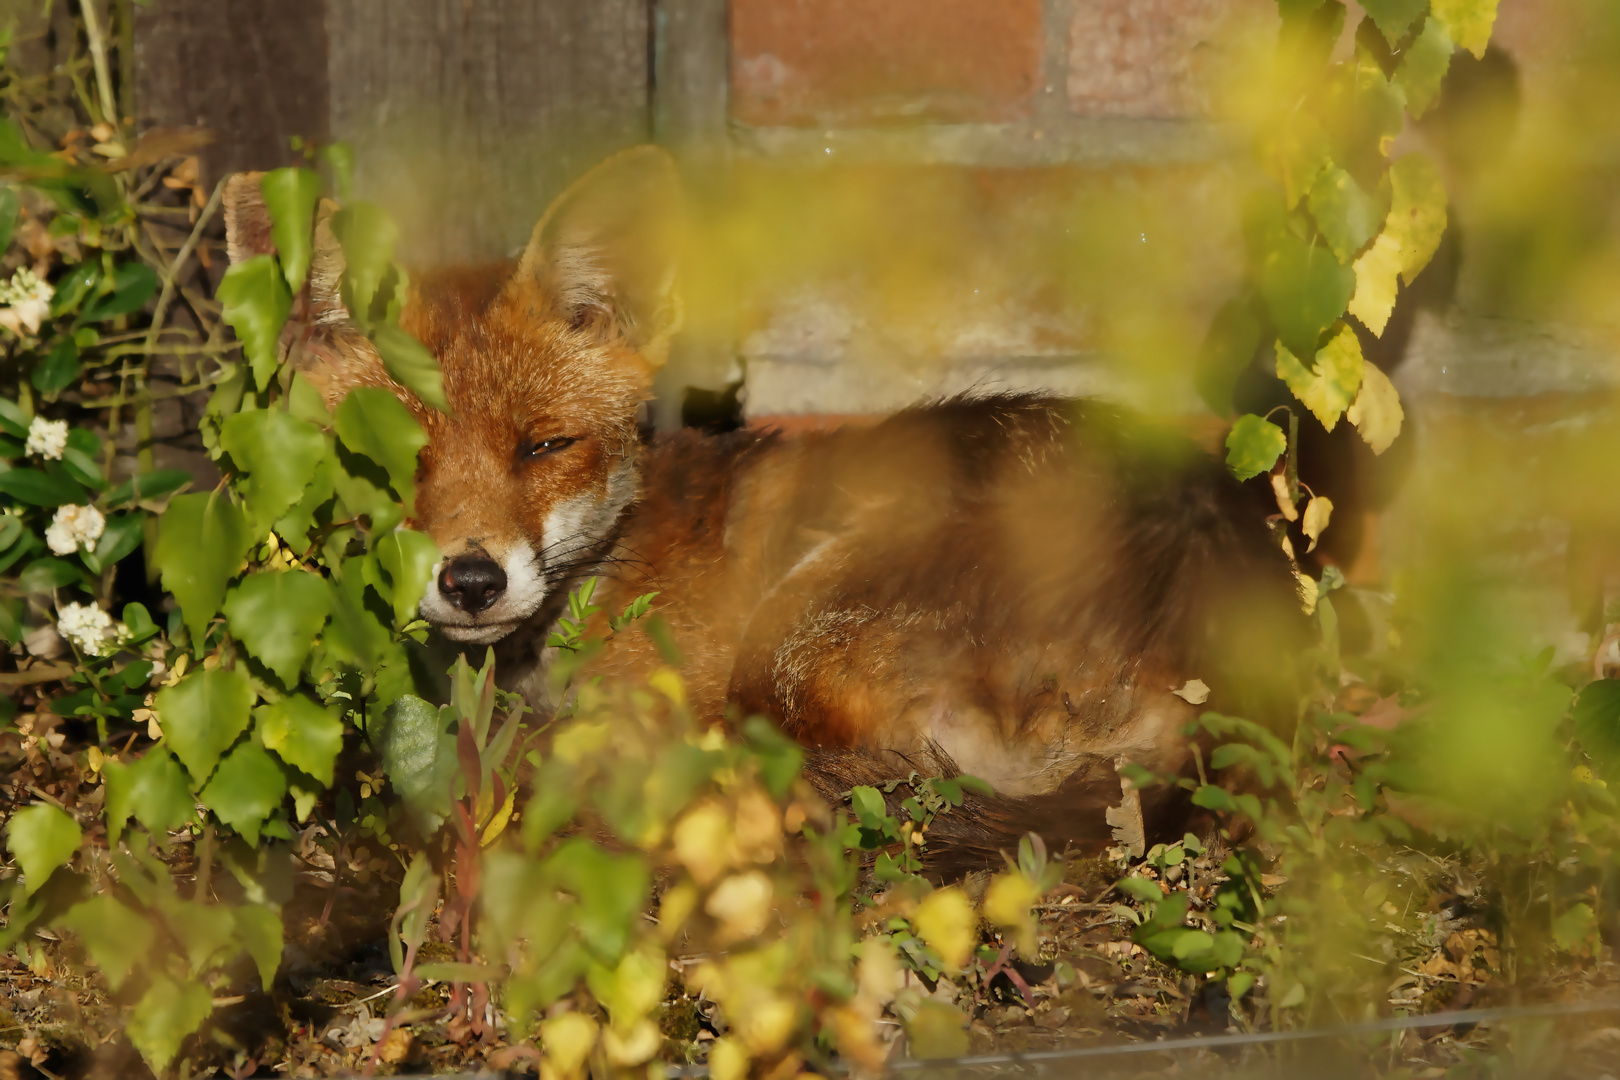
18 557 85 593
1307 166 1381 264
1195 297 1263 418
1359 0 1425 45
1396 16 1453 118
1274 324 1365 431
1224 414 1288 481
323 561 392 669
333 201 399 330
548 838 650 962
0 465 88 506
318 142 356 202
49 263 97 318
0 186 17 253
1387 152 1449 285
219 408 329 533
82 513 144 574
58 895 154 991
334 387 426 512
156 897 237 976
223 570 331 686
0 396 28 438
82 262 159 322
218 254 292 392
257 695 345 786
1574 679 1620 775
272 455 335 553
32 338 80 396
233 904 285 990
260 168 322 292
375 528 440 628
5 803 81 895
1171 929 1217 960
104 468 193 508
1430 0 1498 58
200 742 288 845
1212 929 1247 968
155 667 253 784
1256 224 1357 359
103 749 194 840
379 693 457 834
372 322 450 413
154 490 252 645
128 975 212 1075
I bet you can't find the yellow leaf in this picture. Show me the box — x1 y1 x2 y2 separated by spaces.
912 886 976 972
708 1038 750 1080
602 1019 661 1066
1270 473 1299 520
705 870 775 943
657 880 700 942
983 873 1040 956
648 666 687 707
854 938 901 1014
1302 496 1334 553
539 1012 598 1080
587 946 667 1029
1172 679 1211 705
1295 570 1319 615
1347 359 1405 454
673 800 734 884
733 785 783 863
733 992 798 1054
479 788 516 847
1387 154 1448 285
1430 0 1498 58
1349 232 1404 336
1274 326 1364 432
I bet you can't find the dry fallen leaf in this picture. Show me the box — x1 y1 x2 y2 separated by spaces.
1302 496 1333 553
1271 473 1300 521
1172 679 1210 705
1347 360 1404 455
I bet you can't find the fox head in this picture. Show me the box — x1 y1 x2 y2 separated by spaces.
224 148 682 644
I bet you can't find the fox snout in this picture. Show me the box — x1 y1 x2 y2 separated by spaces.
437 555 507 614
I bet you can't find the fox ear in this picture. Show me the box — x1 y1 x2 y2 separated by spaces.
512 145 683 370
223 173 377 405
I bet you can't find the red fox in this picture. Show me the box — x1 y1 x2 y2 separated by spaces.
224 150 1301 866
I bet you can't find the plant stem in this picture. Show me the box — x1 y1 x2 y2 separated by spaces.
78 0 119 130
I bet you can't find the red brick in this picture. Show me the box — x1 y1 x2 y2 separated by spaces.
730 0 1044 127
1067 0 1271 119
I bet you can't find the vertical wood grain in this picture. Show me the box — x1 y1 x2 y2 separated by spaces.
325 0 651 264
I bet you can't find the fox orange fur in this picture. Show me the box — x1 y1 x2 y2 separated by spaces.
224 149 1300 868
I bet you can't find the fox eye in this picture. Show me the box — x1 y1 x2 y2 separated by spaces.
521 436 575 460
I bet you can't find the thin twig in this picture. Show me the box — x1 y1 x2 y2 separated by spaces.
78 0 120 128
144 178 225 355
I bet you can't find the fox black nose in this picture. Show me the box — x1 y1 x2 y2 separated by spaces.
439 556 507 614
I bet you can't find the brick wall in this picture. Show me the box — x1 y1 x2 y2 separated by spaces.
713 0 1279 423
693 0 1615 428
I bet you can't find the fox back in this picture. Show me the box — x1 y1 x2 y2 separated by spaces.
225 150 1302 868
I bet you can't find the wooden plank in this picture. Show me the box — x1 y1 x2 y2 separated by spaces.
653 0 729 148
133 0 330 185
326 0 651 264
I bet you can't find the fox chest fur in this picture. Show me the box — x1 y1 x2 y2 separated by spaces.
225 150 1299 862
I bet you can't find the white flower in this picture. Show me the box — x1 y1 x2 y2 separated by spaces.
45 503 105 555
56 601 126 657
24 416 68 460
0 268 53 337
